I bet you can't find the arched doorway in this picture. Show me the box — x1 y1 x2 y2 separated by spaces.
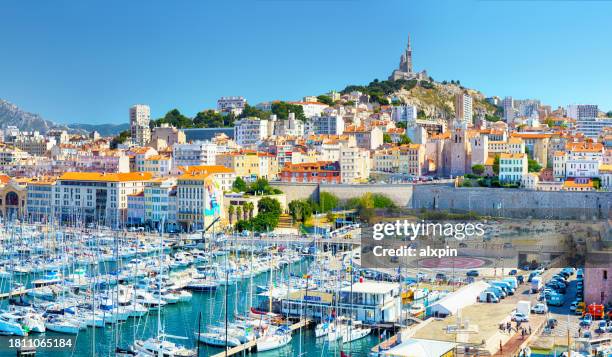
5 191 20 221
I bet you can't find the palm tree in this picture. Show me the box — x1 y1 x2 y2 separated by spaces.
228 205 235 225
242 203 248 221
246 202 255 220
236 206 242 222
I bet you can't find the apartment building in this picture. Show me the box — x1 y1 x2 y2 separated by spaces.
54 172 153 227
340 146 371 184
372 144 425 176
173 141 218 167
216 151 278 180
498 153 527 183
234 118 269 147
130 104 151 146
306 115 345 135
176 171 223 231
279 161 341 184
143 155 173 176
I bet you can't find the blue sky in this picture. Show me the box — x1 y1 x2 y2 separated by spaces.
2 0 612 124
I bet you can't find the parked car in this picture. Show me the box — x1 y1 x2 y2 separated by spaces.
512 312 529 322
466 270 479 277
532 303 548 314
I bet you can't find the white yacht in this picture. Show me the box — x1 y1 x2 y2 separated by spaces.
0 312 28 336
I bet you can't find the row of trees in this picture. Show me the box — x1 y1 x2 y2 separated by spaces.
227 201 255 225
287 192 339 223
234 197 282 232
232 177 282 195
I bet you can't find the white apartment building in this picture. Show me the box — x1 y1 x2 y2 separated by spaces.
555 142 604 179
291 101 328 118
307 115 345 135
173 141 218 167
567 104 598 120
340 146 371 184
575 117 612 139
217 96 247 116
391 105 417 125
455 93 473 123
499 153 527 183
234 118 269 147
144 177 177 229
271 113 304 137
54 172 153 228
130 104 151 146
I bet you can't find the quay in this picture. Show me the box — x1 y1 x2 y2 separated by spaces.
209 319 311 357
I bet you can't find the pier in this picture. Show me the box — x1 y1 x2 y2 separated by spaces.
209 319 311 357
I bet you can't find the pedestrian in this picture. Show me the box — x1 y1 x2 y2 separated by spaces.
529 326 532 335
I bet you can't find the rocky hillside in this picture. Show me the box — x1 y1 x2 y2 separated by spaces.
0 99 68 133
340 79 501 121
0 99 128 136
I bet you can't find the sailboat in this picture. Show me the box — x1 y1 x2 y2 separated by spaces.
128 219 196 357
256 325 292 352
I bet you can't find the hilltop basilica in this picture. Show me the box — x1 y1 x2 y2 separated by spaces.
389 35 429 81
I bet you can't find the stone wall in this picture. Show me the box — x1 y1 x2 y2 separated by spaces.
412 185 612 219
270 182 612 219
270 182 414 207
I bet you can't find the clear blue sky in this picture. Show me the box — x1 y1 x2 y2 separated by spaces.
2 0 612 124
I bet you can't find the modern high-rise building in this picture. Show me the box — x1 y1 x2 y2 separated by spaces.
130 104 151 146
454 93 473 123
503 97 514 123
567 104 599 120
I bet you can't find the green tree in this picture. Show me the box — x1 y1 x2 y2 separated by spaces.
288 199 313 223
527 159 542 173
236 206 242 222
258 197 282 216
485 114 501 122
318 192 339 213
371 193 396 208
239 104 270 120
110 130 131 148
492 155 500 175
383 133 393 144
316 95 334 106
153 109 192 128
232 177 248 192
271 102 307 121
471 164 485 176
245 201 255 220
398 134 411 145
228 205 235 225
193 110 233 127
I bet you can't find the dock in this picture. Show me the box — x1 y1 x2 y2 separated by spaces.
209 319 311 357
